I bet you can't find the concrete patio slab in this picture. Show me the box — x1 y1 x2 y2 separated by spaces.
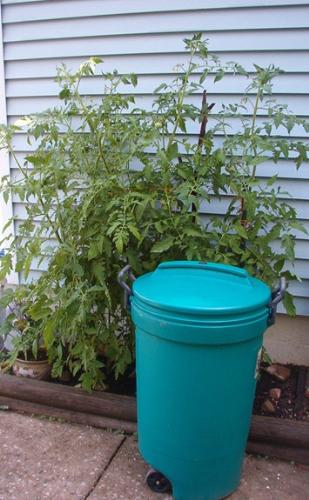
88 435 170 500
90 435 309 500
229 455 309 500
0 412 124 500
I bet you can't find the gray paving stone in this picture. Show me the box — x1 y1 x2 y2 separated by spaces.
0 412 124 500
88 435 171 500
230 454 309 500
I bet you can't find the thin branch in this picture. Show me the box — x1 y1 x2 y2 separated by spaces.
191 91 215 220
198 90 215 149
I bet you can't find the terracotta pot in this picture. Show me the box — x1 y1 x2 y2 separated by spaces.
13 356 51 380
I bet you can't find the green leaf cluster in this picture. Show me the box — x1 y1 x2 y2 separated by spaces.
0 35 307 387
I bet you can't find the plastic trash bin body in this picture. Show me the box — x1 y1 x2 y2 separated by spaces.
129 261 272 500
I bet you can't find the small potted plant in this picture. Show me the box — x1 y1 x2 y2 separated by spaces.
0 286 51 380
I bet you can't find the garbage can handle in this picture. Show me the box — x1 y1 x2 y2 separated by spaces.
268 277 286 326
117 265 136 310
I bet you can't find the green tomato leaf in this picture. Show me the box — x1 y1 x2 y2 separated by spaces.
184 227 203 237
59 87 71 101
128 224 141 240
214 69 225 83
166 142 179 161
283 291 296 317
151 236 174 253
88 243 100 260
43 319 56 349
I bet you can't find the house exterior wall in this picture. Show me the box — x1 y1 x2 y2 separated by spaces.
0 0 308 362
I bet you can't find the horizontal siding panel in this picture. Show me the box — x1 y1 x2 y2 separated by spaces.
257 162 309 180
284 221 309 241
12 194 309 227
7 94 309 118
257 180 309 200
4 30 309 61
3 1 309 22
272 239 309 260
3 0 50 3
13 203 44 222
3 1 309 6
14 221 57 242
9 165 309 201
12 156 309 181
6 73 309 97
200 197 309 219
291 260 309 280
7 115 309 144
289 279 309 298
9 132 309 160
200 213 309 241
24 255 50 273
4 7 309 43
2 0 51 4
277 297 309 315
293 241 309 259
20 270 43 284
5 52 309 80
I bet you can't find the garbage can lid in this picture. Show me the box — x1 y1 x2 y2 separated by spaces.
132 261 271 315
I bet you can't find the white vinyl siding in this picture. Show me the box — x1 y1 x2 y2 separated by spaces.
0 0 308 314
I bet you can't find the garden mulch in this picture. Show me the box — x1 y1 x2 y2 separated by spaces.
1 411 309 500
254 365 309 421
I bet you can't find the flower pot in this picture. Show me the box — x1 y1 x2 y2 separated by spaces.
13 355 51 380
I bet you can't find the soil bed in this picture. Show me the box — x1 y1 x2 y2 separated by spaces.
253 364 309 421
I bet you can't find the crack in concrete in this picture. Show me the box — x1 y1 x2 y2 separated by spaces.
83 435 127 499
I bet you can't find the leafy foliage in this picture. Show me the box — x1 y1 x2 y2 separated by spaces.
0 35 308 389
0 285 45 364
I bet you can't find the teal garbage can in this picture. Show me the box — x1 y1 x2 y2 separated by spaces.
118 261 285 500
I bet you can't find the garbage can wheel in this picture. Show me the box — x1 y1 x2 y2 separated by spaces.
145 468 172 494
